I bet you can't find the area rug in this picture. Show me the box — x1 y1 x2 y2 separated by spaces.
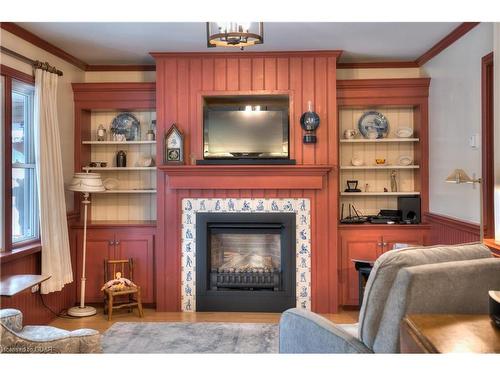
102 322 279 353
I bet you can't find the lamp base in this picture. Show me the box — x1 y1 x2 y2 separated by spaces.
67 305 97 317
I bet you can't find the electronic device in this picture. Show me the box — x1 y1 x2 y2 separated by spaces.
340 203 368 224
369 209 402 224
203 95 289 160
398 196 421 224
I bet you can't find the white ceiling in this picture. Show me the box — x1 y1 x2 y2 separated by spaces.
17 22 460 65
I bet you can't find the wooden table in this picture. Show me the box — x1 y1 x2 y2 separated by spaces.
0 275 51 297
400 314 500 353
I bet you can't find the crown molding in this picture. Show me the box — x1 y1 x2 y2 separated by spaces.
0 22 88 70
85 65 156 71
150 50 343 59
337 61 419 69
415 22 480 66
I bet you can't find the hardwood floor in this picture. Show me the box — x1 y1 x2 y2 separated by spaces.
50 307 359 333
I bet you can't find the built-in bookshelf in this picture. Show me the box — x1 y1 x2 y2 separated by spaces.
339 106 421 217
82 109 157 221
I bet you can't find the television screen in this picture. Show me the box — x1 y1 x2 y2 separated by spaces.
203 109 289 159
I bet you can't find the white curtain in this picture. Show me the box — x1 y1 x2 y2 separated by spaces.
34 69 73 294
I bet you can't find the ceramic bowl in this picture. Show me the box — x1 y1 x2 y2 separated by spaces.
103 178 119 190
351 157 364 166
396 127 413 138
398 155 413 166
375 158 386 165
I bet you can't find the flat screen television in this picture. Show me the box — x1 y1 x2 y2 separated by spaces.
203 96 289 160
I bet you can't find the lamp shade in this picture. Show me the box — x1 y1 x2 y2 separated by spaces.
445 169 474 184
67 173 105 192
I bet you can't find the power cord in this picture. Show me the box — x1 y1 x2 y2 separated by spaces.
39 293 79 319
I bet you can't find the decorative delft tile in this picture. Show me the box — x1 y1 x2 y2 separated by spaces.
297 226 310 241
183 199 194 212
240 199 252 212
183 241 194 253
297 299 311 310
226 198 237 212
298 199 310 212
184 226 195 240
298 213 309 226
183 253 195 269
297 270 311 283
297 255 310 269
270 199 281 212
182 213 194 225
282 199 295 212
213 198 224 212
297 241 311 256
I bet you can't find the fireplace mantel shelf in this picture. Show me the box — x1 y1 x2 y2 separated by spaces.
158 165 334 190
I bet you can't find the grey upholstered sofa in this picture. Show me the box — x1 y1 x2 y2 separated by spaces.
0 309 101 353
279 243 500 353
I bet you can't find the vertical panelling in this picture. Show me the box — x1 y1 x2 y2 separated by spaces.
251 57 264 90
264 57 277 90
289 57 303 164
276 58 289 91
238 58 252 91
302 57 316 165
177 59 190 161
314 57 329 165
189 58 203 161
202 58 215 91
226 58 239 91
214 58 227 91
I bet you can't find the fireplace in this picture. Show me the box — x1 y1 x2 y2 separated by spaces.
196 213 296 312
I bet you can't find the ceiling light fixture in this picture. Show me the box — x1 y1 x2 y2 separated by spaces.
207 22 264 50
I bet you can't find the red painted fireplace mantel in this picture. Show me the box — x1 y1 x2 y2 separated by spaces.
158 165 333 190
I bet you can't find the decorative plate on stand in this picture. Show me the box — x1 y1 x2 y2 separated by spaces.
111 113 140 141
358 111 389 139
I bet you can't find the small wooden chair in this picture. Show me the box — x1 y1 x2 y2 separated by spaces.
103 259 144 321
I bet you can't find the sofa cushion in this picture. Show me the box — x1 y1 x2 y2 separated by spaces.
358 242 491 349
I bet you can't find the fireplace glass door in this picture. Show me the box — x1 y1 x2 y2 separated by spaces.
209 227 282 291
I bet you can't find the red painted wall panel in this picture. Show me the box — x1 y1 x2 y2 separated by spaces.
153 52 341 313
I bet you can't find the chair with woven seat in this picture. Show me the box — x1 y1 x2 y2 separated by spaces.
103 259 144 321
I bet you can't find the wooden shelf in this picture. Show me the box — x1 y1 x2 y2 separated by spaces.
94 189 157 194
82 140 156 145
340 138 419 143
340 191 421 196
82 167 156 171
340 165 419 170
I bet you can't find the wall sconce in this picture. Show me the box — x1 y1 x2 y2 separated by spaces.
300 101 320 144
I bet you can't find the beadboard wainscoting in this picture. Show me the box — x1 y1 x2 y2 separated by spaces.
424 212 480 245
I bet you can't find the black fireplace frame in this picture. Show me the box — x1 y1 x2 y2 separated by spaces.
196 212 296 312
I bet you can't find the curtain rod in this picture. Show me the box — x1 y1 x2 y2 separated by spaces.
1 46 64 76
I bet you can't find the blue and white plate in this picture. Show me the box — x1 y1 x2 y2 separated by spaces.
358 111 389 139
111 113 140 141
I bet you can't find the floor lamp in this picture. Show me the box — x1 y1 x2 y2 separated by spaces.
67 172 105 317
446 168 484 242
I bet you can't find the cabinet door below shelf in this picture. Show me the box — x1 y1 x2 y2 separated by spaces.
340 233 381 306
76 229 114 303
382 230 427 253
115 231 155 303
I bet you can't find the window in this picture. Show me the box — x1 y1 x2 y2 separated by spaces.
1 66 38 251
11 80 38 244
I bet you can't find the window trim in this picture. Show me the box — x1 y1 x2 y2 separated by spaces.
1 64 37 253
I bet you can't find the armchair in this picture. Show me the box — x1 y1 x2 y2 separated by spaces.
0 309 101 353
280 243 500 353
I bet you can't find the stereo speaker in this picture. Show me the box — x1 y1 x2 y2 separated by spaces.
397 196 421 224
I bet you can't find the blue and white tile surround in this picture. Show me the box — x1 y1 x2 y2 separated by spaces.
181 198 312 312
